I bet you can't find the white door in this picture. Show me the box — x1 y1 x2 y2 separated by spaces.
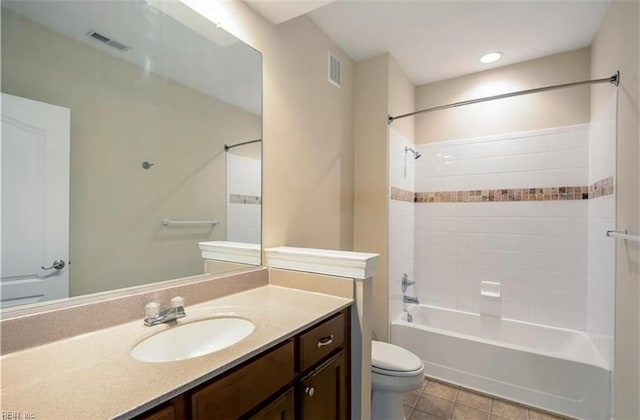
1 93 70 308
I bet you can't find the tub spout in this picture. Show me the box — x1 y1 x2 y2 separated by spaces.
403 295 419 304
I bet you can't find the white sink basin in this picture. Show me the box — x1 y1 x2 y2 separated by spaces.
131 317 255 363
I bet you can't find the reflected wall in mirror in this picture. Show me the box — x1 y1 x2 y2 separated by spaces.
225 140 262 244
0 0 262 309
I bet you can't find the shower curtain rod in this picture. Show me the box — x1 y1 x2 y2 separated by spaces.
224 138 262 151
388 71 620 124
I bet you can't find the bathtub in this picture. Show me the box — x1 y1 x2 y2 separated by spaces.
391 305 610 419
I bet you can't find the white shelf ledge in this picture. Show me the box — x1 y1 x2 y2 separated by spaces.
199 241 261 265
264 247 379 280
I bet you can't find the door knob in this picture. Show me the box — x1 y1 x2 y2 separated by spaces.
41 259 65 270
305 386 315 397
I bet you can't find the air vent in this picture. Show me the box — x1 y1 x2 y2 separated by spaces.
328 52 342 89
86 30 130 52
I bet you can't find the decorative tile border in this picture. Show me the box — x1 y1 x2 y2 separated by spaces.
589 176 614 199
390 186 415 202
390 177 614 203
230 194 262 205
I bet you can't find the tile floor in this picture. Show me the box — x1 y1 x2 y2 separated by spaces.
402 377 573 420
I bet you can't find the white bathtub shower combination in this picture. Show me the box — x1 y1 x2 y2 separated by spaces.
388 122 616 419
391 305 610 419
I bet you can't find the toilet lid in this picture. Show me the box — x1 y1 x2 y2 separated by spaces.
372 341 423 373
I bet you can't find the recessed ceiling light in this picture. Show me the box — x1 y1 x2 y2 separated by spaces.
480 51 503 64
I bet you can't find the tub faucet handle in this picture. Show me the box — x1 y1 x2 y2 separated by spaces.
402 273 415 292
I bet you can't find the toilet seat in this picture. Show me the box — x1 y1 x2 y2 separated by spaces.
372 365 423 377
372 340 423 377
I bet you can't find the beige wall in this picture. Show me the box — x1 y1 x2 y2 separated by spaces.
352 54 415 340
386 56 416 338
187 1 356 252
1 10 261 295
415 48 592 143
388 56 416 144
354 54 391 340
591 1 640 418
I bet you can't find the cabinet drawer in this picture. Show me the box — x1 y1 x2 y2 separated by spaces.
298 312 344 372
136 404 176 420
135 395 186 420
190 340 294 419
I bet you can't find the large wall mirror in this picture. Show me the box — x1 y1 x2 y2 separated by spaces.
0 0 262 310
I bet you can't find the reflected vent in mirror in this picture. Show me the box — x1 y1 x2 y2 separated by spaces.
86 30 130 52
328 52 341 88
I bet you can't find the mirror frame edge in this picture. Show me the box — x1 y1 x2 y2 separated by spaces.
0 266 265 320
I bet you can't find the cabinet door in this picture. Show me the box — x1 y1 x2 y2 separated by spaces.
190 341 294 419
250 388 294 420
299 351 348 420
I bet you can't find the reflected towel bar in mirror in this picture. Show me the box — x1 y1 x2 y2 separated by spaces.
161 218 219 227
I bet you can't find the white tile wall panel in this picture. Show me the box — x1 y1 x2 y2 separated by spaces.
416 124 589 192
388 129 416 330
390 122 615 338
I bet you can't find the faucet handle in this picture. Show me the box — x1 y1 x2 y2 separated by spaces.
145 302 160 318
170 296 184 308
401 273 415 292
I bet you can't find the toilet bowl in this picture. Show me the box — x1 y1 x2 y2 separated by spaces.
371 340 424 420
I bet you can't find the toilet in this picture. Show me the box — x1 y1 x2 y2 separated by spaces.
371 340 424 420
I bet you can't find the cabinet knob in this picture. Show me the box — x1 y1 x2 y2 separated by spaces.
305 386 315 397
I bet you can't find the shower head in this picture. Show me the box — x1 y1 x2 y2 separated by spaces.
405 146 421 160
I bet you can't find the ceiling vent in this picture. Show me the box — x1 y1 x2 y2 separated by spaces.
86 30 130 52
328 52 341 89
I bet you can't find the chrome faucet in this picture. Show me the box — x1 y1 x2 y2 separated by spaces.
403 295 419 304
144 296 186 326
401 273 415 293
401 273 419 304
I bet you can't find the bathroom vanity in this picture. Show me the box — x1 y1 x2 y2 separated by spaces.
0 279 355 420
1 250 377 419
136 308 350 420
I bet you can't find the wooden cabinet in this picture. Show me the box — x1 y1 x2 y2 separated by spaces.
250 389 294 420
134 307 350 420
190 341 294 419
136 396 186 420
298 351 348 420
298 311 344 372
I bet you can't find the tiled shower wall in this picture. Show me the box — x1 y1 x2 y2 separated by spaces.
226 153 261 244
388 123 615 339
586 90 617 366
413 124 591 330
413 199 588 328
389 129 416 324
416 125 590 192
